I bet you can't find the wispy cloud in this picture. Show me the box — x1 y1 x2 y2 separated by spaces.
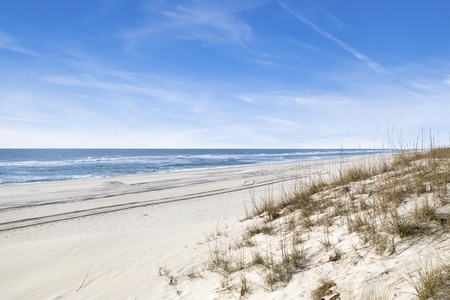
0 30 38 56
0 116 60 124
325 12 347 30
278 2 387 74
3 58 450 148
163 6 253 47
443 76 450 86
121 4 253 47
236 89 356 109
1 0 449 149
236 95 258 104
408 82 435 91
118 1 274 64
257 116 302 128
43 74 186 103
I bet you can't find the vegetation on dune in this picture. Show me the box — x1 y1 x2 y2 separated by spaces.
206 148 450 298
161 147 450 299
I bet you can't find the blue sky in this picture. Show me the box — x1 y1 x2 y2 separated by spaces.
1 0 449 148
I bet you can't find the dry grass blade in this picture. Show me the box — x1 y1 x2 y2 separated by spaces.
311 279 337 300
203 147 450 297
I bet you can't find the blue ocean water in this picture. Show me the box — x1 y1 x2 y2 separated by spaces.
0 149 393 186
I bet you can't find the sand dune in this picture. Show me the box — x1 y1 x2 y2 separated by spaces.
2 153 449 299
0 159 340 299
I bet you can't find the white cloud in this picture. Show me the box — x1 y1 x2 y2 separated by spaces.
0 116 60 124
257 116 302 128
0 126 212 148
0 30 38 56
278 2 387 74
443 76 450 86
162 5 254 47
236 95 257 104
2 17 450 149
408 82 435 91
43 74 187 104
325 13 346 29
293 96 317 106
118 1 275 65
121 3 254 48
3 67 450 148
237 89 356 109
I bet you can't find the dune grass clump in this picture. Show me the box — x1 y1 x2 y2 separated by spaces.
311 279 337 300
262 241 307 291
205 220 308 294
202 147 450 297
408 262 450 300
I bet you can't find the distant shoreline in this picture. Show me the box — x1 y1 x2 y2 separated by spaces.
0 148 395 187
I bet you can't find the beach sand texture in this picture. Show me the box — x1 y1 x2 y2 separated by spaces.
1 154 449 299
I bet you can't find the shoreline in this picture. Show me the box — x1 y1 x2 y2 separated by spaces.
0 148 396 188
0 154 392 299
0 158 314 188
0 155 349 193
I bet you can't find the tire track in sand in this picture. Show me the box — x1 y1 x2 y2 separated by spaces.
0 174 311 232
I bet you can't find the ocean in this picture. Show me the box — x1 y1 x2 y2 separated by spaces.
0 148 393 186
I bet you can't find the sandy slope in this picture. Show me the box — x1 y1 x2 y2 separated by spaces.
5 154 445 300
0 158 350 299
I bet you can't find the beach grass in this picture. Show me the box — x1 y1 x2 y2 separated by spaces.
198 147 450 298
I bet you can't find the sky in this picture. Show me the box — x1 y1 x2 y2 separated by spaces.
1 0 450 148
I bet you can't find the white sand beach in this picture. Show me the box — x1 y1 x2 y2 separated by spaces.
1 153 449 299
